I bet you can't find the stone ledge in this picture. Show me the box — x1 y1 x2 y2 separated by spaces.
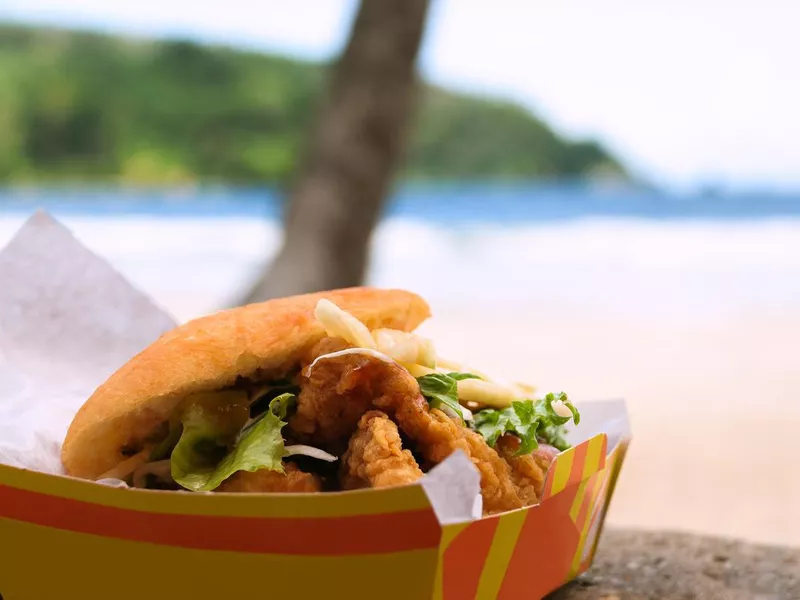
546 528 800 599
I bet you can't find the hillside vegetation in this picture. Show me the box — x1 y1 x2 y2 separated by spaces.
0 24 626 184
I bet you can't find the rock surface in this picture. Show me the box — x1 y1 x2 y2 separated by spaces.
546 529 800 600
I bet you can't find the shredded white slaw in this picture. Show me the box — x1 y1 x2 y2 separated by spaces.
310 299 541 410
283 445 338 462
551 398 575 418
97 447 152 481
372 328 437 368
307 347 398 374
315 298 376 349
456 378 523 409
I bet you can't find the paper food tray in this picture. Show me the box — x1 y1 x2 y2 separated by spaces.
0 212 631 599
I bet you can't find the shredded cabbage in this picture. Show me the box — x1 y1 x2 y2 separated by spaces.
372 328 437 368
284 445 338 462
456 378 522 409
307 347 398 374
97 448 151 481
314 298 376 349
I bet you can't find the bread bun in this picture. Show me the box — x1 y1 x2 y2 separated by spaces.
61 287 430 480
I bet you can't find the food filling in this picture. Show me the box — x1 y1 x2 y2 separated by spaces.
119 299 580 515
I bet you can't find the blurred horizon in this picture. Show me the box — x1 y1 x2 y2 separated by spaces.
3 0 800 192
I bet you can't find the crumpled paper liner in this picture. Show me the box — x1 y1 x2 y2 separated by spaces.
0 211 176 473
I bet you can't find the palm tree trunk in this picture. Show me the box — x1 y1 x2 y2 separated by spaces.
242 0 431 303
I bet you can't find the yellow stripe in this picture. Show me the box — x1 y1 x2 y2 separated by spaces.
431 522 470 600
549 447 575 497
568 469 610 578
474 510 527 599
578 441 630 574
568 479 589 523
0 463 430 517
582 435 605 480
605 444 620 475
0 518 439 599
566 436 630 581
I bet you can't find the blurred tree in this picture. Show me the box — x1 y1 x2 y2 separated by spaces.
241 0 431 302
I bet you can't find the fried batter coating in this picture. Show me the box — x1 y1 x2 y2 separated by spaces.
290 342 419 446
365 374 526 514
300 336 351 365
497 434 546 504
383 396 525 514
217 462 322 493
291 349 528 514
341 411 423 490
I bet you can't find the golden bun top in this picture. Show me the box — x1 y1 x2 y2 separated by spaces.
61 287 430 480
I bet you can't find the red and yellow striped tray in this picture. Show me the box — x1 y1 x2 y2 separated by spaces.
0 403 629 600
434 432 630 599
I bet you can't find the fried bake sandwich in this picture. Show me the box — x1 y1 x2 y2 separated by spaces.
62 288 579 515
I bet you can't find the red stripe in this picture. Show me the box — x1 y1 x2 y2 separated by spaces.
443 518 499 599
0 484 440 555
566 441 589 489
498 486 580 599
588 471 610 526
578 556 593 575
542 435 608 501
580 472 612 565
543 462 555 499
589 477 610 530
543 441 589 501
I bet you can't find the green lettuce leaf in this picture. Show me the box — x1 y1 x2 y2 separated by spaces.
171 393 295 492
249 379 300 418
470 392 580 454
416 372 481 423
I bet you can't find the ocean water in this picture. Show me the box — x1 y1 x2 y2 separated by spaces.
1 184 799 324
3 182 800 222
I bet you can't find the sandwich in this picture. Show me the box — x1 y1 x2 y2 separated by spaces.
62 287 579 515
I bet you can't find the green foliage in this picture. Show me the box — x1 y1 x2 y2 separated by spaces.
416 372 483 422
171 393 295 492
0 24 626 184
470 392 581 454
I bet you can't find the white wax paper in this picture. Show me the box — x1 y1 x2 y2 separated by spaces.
0 211 177 473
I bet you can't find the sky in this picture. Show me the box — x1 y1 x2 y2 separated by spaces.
2 0 800 190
